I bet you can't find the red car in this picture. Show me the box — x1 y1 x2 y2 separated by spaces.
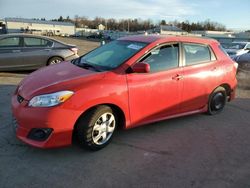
12 35 238 150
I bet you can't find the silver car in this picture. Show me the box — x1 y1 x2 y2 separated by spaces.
0 34 79 71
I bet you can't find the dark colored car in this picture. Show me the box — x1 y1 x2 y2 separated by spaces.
234 52 250 72
233 52 250 89
0 34 79 71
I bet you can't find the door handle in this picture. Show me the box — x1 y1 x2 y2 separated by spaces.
172 74 183 81
12 50 21 53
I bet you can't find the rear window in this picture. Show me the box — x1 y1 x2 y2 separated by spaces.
0 37 20 47
183 43 211 65
24 37 53 47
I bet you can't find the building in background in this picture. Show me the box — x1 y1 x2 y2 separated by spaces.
148 25 188 35
3 18 75 36
97 24 105 31
191 30 250 45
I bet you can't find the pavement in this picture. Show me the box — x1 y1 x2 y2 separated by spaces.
0 73 250 188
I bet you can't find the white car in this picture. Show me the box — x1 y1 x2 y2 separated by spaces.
225 42 250 57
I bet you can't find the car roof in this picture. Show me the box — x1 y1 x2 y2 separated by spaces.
0 33 69 45
118 34 219 45
0 33 54 40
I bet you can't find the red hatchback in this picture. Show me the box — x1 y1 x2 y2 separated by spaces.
12 35 237 150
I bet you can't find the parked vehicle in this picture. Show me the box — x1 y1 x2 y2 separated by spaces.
86 33 103 39
224 41 250 57
233 51 250 72
12 35 238 150
0 34 79 71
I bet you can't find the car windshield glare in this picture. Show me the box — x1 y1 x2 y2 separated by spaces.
79 40 148 70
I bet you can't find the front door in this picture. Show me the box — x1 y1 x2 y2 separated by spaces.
127 43 183 127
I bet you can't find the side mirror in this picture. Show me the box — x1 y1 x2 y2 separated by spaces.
131 62 150 73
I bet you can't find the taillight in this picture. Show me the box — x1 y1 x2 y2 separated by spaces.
70 47 78 55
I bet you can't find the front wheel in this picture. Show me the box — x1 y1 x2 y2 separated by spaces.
207 86 227 115
76 105 117 151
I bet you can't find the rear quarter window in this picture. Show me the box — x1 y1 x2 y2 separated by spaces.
183 43 212 66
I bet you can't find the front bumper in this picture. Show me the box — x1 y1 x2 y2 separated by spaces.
11 94 81 148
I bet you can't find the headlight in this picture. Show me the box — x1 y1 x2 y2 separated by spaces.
28 91 74 107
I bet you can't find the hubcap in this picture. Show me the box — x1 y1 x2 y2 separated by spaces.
50 59 62 64
212 92 225 111
92 113 115 145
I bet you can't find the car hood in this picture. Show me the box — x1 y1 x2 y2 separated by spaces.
17 62 105 100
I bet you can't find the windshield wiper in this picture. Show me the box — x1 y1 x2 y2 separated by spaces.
72 58 101 72
78 63 101 72
71 58 80 65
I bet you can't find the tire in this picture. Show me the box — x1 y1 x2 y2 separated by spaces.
207 86 227 115
47 57 63 65
76 105 117 151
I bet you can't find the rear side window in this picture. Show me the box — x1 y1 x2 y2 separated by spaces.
0 37 20 47
24 37 53 47
140 43 179 72
183 43 211 65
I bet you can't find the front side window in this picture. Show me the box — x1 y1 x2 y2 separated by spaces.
24 37 53 47
0 37 20 47
139 44 179 72
183 43 211 65
79 40 147 70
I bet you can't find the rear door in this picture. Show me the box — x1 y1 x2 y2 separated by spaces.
0 36 23 70
180 43 219 113
21 37 53 68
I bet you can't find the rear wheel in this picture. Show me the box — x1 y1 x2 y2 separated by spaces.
207 86 227 115
48 57 63 65
76 105 117 151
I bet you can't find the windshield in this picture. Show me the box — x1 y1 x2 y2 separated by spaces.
227 43 246 50
79 40 148 71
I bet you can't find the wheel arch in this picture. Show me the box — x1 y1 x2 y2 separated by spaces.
72 103 126 140
219 83 232 100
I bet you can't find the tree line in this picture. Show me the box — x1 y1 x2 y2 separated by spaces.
49 16 227 32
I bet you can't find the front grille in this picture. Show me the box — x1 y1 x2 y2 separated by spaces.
17 95 24 103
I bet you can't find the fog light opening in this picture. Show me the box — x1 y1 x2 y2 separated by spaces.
27 128 53 141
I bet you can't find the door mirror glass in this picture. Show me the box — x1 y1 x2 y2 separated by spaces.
131 62 150 73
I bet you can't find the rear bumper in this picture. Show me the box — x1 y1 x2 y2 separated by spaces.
229 78 237 101
64 54 79 61
11 94 81 148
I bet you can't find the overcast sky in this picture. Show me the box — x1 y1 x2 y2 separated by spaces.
0 0 249 30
